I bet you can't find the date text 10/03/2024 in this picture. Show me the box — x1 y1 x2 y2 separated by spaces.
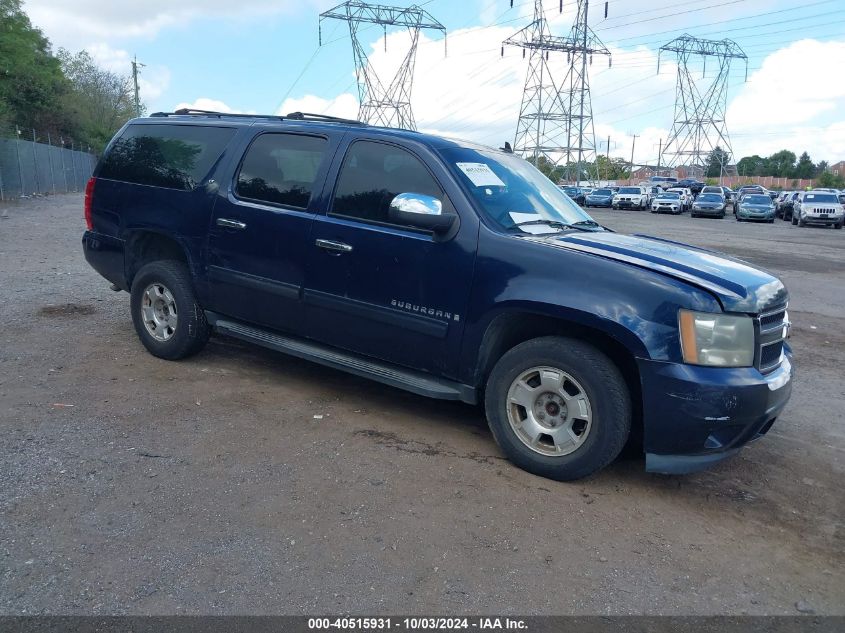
307 618 528 630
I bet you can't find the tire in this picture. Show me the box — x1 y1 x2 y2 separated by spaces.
792 214 798 226
719 212 725 219
798 214 806 227
130 260 210 360
835 221 843 230
484 337 631 481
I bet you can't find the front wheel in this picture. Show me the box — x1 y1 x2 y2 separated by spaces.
130 260 210 360
484 337 631 481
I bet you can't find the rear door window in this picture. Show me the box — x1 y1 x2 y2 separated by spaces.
236 134 328 209
99 124 235 190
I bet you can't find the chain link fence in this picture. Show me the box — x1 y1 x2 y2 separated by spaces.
0 129 98 201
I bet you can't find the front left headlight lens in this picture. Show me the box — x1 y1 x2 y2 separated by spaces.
679 309 754 367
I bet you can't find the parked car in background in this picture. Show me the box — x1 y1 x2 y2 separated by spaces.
775 191 792 218
701 185 734 206
584 187 614 208
666 187 693 212
677 179 705 195
779 192 800 221
649 176 678 190
691 193 727 219
792 191 844 228
612 186 649 210
736 194 776 223
737 185 765 202
560 186 586 206
651 191 682 214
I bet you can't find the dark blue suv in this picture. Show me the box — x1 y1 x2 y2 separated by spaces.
82 110 793 480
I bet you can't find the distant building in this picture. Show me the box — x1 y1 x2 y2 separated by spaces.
830 161 845 178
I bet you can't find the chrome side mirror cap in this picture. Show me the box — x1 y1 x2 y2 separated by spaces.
388 193 456 233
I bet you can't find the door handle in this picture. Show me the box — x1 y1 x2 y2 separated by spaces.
315 239 353 253
217 218 247 230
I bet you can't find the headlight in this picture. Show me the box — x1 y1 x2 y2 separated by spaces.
693 204 701 209
678 309 754 367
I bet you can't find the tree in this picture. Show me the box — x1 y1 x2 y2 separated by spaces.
794 152 815 179
705 146 730 178
737 155 767 177
57 48 136 151
767 150 796 177
0 0 67 131
815 160 829 177
816 171 845 189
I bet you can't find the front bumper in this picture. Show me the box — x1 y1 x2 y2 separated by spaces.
737 211 774 221
802 214 843 225
692 206 725 216
638 351 793 474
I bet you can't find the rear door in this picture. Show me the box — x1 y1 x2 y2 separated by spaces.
302 137 478 377
205 129 340 333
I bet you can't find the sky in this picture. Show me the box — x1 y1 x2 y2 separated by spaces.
22 0 845 165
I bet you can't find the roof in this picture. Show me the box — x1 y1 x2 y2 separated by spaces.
141 109 503 154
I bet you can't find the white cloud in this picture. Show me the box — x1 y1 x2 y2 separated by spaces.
276 93 360 119
726 39 845 160
22 0 324 51
173 98 249 114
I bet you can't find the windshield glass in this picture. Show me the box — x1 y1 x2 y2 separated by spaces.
592 188 612 195
618 187 640 194
803 193 838 203
657 192 680 199
701 187 721 194
439 147 598 232
697 194 722 202
745 195 771 204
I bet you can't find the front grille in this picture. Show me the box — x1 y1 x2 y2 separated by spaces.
756 306 787 373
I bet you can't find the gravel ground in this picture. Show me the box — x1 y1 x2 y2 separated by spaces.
0 195 843 615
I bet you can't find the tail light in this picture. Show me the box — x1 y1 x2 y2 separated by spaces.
84 177 96 230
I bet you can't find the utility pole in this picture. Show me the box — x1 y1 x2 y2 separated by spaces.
629 134 639 182
131 56 145 117
605 135 610 183
319 2 446 130
658 34 747 177
503 0 610 183
656 138 663 177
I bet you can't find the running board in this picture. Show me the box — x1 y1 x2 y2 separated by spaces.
207 314 477 404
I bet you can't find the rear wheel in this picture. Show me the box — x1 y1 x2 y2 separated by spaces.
484 337 631 481
130 260 210 360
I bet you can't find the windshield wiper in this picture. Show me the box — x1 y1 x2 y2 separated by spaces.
509 219 600 233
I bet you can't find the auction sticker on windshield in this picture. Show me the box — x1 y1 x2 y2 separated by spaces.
456 162 506 187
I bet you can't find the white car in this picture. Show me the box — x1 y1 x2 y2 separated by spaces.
612 186 649 210
651 191 682 214
666 187 693 212
792 191 844 229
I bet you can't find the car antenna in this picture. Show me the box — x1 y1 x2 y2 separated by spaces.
501 141 513 153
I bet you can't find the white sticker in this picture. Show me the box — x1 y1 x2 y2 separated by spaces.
509 212 554 234
456 162 506 188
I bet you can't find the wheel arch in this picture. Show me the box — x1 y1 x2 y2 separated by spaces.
123 230 192 289
472 308 645 446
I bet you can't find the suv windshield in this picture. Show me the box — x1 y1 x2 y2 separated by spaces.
803 193 839 203
657 192 680 199
618 187 640 194
440 147 599 232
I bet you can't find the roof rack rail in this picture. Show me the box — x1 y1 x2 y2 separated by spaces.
149 109 364 125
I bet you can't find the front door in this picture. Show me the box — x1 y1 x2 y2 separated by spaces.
303 139 477 378
206 130 337 333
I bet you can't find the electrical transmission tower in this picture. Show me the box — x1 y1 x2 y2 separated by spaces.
658 34 747 177
319 1 446 130
503 0 610 184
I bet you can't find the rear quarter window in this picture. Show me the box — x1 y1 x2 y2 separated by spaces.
98 124 236 190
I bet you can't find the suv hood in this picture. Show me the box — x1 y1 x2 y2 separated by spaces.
527 231 787 313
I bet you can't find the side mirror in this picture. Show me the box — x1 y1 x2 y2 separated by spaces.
388 193 456 233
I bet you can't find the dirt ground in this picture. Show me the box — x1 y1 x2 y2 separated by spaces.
0 195 842 615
